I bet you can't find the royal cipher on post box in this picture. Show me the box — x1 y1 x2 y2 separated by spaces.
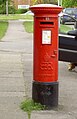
30 4 62 107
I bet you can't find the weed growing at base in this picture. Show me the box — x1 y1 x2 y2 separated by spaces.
20 99 45 119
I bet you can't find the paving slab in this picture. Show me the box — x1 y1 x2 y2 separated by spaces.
0 111 28 119
0 85 25 92
0 53 22 63
0 92 25 97
0 20 33 53
0 97 25 111
0 78 24 85
31 111 76 119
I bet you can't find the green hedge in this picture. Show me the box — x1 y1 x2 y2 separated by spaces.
0 5 28 14
0 5 6 14
0 5 16 14
8 6 16 14
15 9 28 14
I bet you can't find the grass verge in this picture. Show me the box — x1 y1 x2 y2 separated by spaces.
60 24 73 33
20 99 45 119
23 21 33 33
0 21 8 40
0 14 33 21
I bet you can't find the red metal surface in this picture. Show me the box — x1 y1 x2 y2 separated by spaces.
30 4 62 82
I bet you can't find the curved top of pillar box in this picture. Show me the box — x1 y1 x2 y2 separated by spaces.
30 4 62 16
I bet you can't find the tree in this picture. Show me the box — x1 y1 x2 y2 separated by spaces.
31 0 37 5
31 0 58 5
63 0 77 7
0 0 8 4
6 0 8 15
0 0 11 15
0 0 5 4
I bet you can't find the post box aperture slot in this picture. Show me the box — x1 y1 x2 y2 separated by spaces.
40 22 54 26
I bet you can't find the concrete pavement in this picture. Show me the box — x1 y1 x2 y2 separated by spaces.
0 20 33 53
0 20 32 119
0 20 77 119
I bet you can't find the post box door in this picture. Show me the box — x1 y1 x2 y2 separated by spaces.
41 28 58 82
34 23 58 82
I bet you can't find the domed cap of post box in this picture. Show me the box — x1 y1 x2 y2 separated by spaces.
30 4 62 15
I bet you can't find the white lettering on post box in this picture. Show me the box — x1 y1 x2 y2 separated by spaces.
42 30 51 44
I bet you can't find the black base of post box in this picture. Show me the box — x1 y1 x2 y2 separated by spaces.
32 81 58 109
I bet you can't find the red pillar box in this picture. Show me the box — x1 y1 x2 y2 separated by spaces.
30 4 62 108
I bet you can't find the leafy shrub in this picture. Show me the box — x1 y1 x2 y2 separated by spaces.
8 6 16 14
15 9 28 14
0 4 16 14
0 4 6 14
